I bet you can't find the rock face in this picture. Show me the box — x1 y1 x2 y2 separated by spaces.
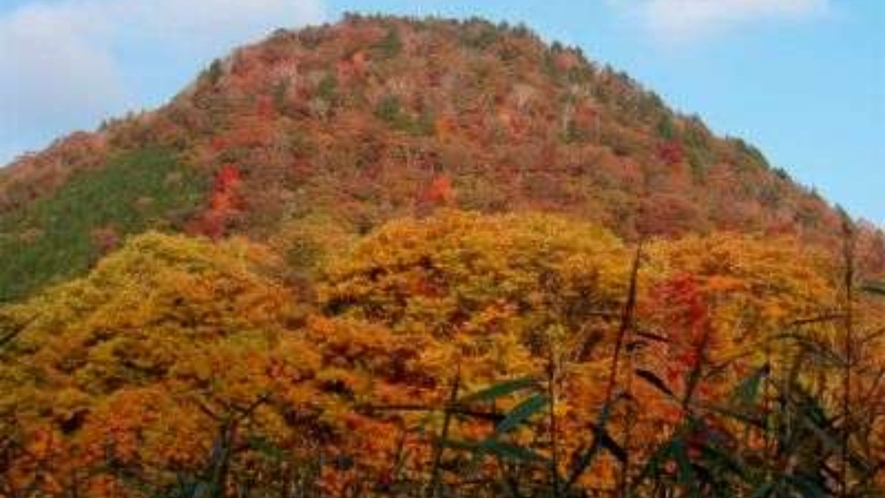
0 15 878 301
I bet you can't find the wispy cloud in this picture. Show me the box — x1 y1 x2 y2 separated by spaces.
614 0 830 43
0 0 326 164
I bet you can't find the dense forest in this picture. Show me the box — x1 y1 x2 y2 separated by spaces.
0 14 883 497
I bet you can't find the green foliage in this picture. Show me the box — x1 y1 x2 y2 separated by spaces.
561 118 590 144
656 115 676 140
0 149 207 302
0 14 880 497
374 95 434 136
206 58 223 86
773 166 791 181
443 377 554 480
0 12 878 491
734 138 771 169
272 79 289 112
316 73 338 102
373 27 403 58
3 15 848 284
460 24 499 50
375 95 403 123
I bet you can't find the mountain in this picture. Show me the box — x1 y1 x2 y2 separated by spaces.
2 15 885 496
0 14 881 302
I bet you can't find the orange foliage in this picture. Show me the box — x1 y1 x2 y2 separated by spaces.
189 164 242 238
0 12 880 495
0 211 883 494
420 174 455 205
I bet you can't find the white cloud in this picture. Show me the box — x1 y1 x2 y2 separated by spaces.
0 0 326 164
0 2 120 140
617 0 830 43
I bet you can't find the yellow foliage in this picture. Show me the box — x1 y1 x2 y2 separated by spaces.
0 214 880 495
0 232 320 493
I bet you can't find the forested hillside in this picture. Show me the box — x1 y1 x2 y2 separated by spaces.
1 14 881 301
0 14 883 497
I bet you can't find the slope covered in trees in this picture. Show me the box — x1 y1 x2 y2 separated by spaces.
0 14 884 497
0 211 883 496
1 14 881 301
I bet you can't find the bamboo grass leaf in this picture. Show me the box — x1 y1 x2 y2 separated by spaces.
479 440 549 463
635 369 676 398
565 395 622 490
786 475 829 498
672 438 701 498
588 423 627 463
733 363 770 406
493 394 548 434
457 377 540 405
748 481 778 498
862 280 885 296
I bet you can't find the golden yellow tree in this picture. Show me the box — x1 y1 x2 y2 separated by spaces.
0 232 321 495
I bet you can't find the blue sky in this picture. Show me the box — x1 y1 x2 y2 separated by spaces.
0 0 882 224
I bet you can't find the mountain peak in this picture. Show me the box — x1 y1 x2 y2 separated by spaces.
0 14 880 301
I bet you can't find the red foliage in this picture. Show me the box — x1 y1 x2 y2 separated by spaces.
291 158 314 182
637 194 702 237
256 95 276 120
764 217 799 237
215 118 276 150
649 274 712 385
337 50 369 83
857 224 885 276
1 15 854 264
656 274 709 341
553 51 580 72
657 140 685 166
189 165 243 238
210 136 227 152
421 174 455 205
211 165 242 211
0 132 108 211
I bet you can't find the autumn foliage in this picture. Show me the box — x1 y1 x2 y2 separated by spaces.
0 13 883 498
189 164 243 238
2 15 882 303
0 210 881 496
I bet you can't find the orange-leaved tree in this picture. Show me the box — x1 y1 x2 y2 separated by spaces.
0 232 321 496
